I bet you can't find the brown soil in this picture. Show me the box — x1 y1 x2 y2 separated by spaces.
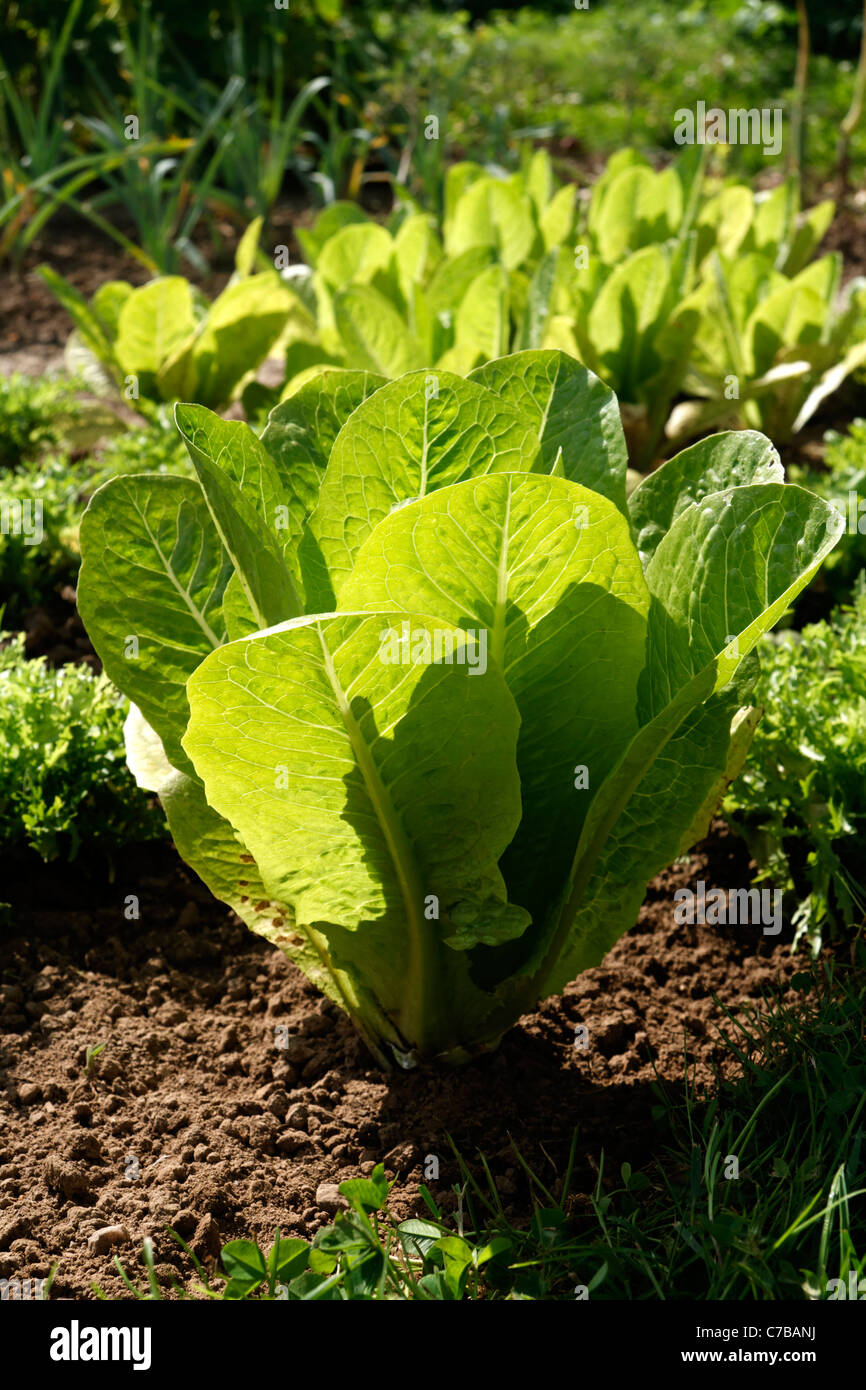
22 590 98 672
0 820 811 1300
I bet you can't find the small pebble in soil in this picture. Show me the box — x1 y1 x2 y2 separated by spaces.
315 1182 346 1215
87 1225 130 1255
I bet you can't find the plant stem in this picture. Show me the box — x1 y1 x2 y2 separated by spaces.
837 0 866 190
790 0 810 183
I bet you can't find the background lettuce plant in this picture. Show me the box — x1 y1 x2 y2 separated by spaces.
37 219 298 413
672 251 866 444
76 350 843 1065
279 151 578 393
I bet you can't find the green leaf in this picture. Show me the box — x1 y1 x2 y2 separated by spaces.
526 148 554 215
539 184 577 251
37 266 114 366
123 702 363 1015
629 429 783 562
589 165 655 262
435 1236 474 1297
260 368 385 596
642 484 845 714
296 202 370 267
587 244 671 399
317 222 394 292
221 1240 267 1285
527 482 843 998
221 570 261 639
746 283 825 379
426 245 496 321
175 405 301 627
332 285 425 376
516 248 560 351
78 475 231 773
398 1219 443 1262
340 471 649 922
115 278 197 379
443 161 488 244
393 213 442 301
339 1165 389 1212
235 217 263 277
783 199 835 277
267 1237 310 1285
744 180 796 262
91 280 133 342
182 612 524 1057
455 264 509 359
469 349 629 509
304 370 539 605
696 186 754 263
446 176 536 269
262 368 385 478
158 273 294 408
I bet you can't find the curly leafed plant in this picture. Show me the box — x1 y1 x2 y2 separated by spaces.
77 351 843 1064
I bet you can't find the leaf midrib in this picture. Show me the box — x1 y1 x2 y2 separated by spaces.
315 622 433 1044
132 490 222 648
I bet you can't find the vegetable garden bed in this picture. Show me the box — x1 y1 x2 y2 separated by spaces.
1 819 814 1300
3 0 866 1304
1 200 865 1302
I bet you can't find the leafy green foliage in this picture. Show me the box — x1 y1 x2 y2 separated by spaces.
377 3 865 185
283 151 576 395
289 151 857 465
789 420 866 618
0 416 191 621
725 583 866 952
0 455 83 622
77 350 842 1063
108 1163 514 1301
0 632 161 862
38 227 298 412
0 0 378 267
0 372 85 471
676 251 866 444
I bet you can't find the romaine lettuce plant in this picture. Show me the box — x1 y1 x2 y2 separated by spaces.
77 350 843 1065
553 156 842 464
672 251 866 443
586 152 834 278
38 219 298 412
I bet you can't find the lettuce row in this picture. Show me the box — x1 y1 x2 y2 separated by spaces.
40 150 864 463
77 350 844 1064
289 150 863 464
